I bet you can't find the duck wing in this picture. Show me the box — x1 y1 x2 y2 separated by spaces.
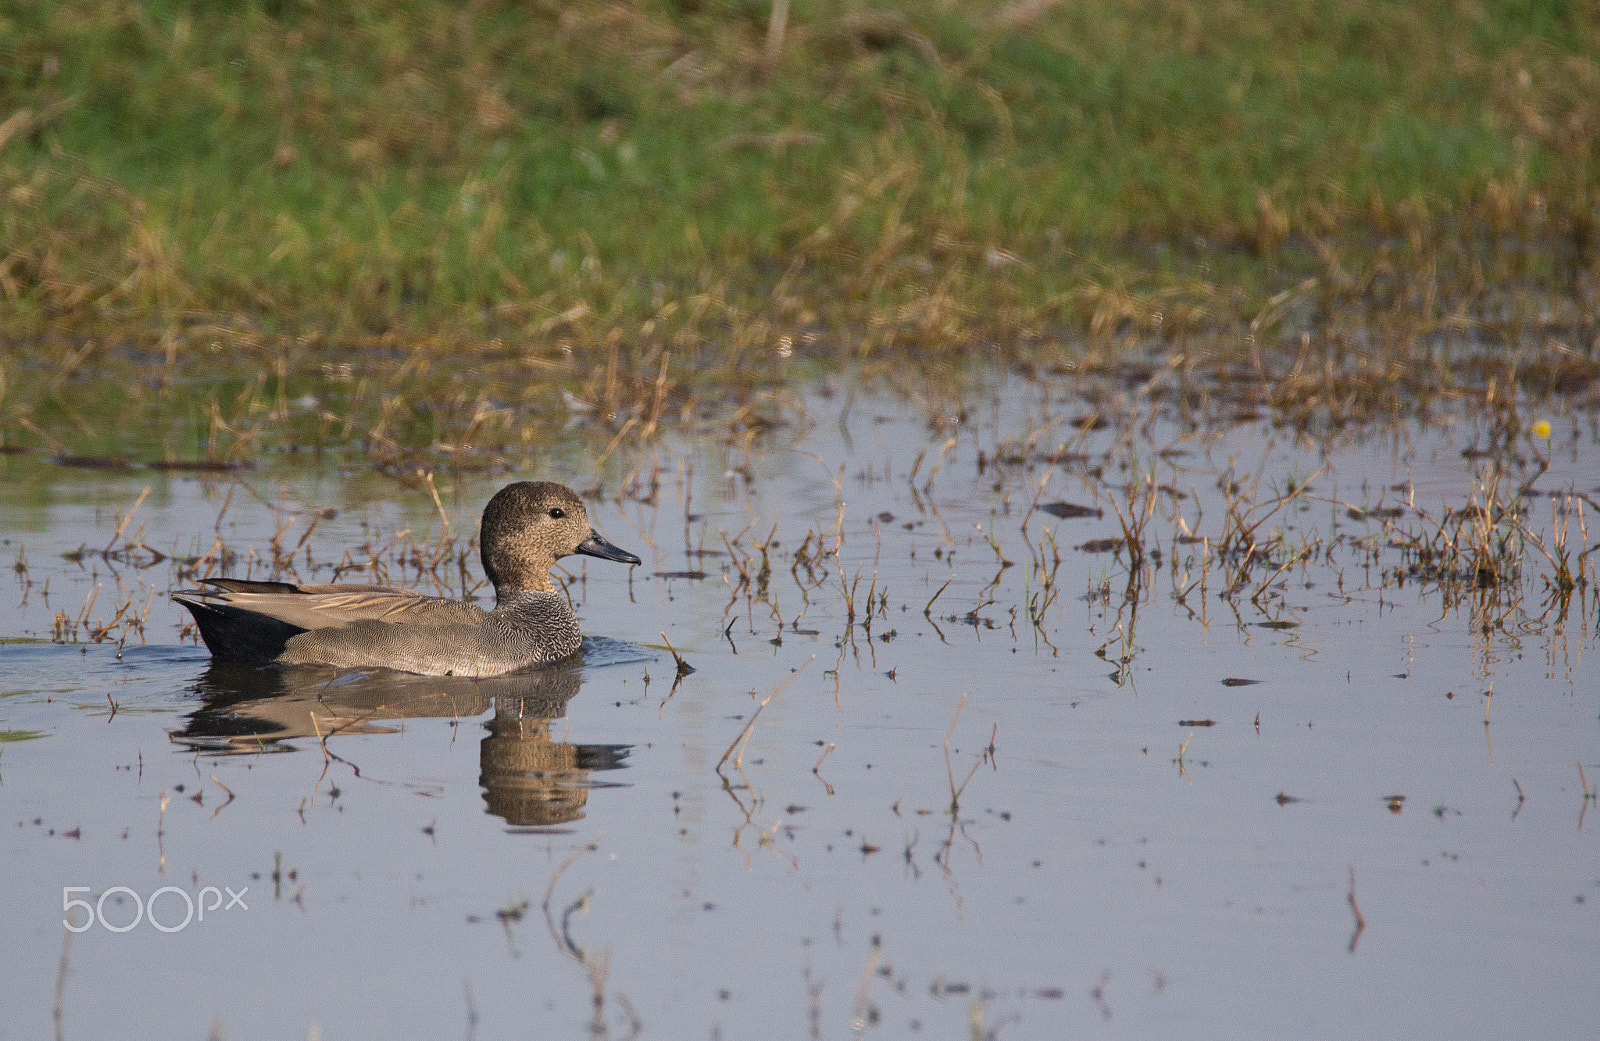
173 579 491 663
187 578 489 630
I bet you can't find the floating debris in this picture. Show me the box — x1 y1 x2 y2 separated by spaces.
1347 506 1405 520
52 455 130 469
147 459 252 472
1040 501 1103 520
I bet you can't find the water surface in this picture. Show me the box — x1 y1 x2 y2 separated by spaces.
2 374 1596 1039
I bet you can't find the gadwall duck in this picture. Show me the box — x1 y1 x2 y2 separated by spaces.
173 481 640 676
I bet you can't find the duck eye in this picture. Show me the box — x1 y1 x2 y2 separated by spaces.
548 507 565 519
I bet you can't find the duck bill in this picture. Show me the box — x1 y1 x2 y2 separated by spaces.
575 529 641 565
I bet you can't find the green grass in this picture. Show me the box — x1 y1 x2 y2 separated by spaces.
1 0 1597 454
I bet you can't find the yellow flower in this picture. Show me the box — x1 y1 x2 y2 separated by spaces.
1532 420 1552 440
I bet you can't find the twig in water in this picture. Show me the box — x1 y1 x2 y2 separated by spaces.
813 742 836 796
941 694 993 815
1175 731 1194 784
593 416 640 472
921 435 958 494
1580 763 1595 831
103 485 151 556
310 713 330 764
209 774 236 819
541 833 603 961
54 919 73 1041
420 470 451 537
157 790 169 874
717 656 814 774
850 937 883 1038
1347 866 1366 953
660 631 694 676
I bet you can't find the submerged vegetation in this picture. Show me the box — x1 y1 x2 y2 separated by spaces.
1 0 1598 457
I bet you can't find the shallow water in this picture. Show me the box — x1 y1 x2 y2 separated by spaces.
2 373 1597 1040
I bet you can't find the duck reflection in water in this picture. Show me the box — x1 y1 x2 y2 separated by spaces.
172 659 631 827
